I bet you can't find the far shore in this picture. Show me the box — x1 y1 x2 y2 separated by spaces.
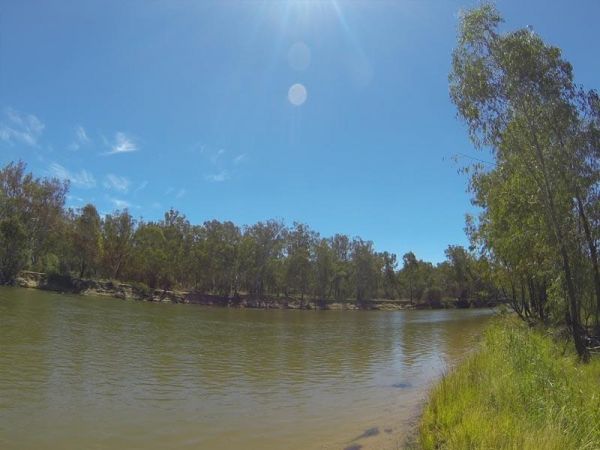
11 270 503 311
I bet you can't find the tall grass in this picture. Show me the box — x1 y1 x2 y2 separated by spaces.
418 317 600 450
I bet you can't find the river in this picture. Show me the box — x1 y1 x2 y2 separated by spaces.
0 287 494 449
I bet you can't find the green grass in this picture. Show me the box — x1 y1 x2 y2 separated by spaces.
418 317 600 450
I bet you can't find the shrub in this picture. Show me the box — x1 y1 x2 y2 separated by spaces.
423 287 443 307
130 281 152 298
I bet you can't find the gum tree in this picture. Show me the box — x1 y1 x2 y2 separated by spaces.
451 4 600 359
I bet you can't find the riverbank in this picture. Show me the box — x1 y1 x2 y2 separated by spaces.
14 271 501 311
417 317 600 449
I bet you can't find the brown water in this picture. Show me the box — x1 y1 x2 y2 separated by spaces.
0 287 494 450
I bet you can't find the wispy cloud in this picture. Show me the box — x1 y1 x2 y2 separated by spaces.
205 170 229 183
104 132 138 155
66 194 85 205
210 148 226 164
109 198 131 209
198 144 248 183
192 142 206 154
233 153 247 165
49 162 96 189
103 174 130 192
133 180 148 194
0 108 45 147
69 125 90 151
164 186 186 198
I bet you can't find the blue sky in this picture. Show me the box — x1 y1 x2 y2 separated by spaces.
1 0 599 263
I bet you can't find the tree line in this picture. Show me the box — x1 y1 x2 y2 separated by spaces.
0 160 499 305
451 4 600 359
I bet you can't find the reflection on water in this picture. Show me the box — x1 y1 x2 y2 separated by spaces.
0 287 493 450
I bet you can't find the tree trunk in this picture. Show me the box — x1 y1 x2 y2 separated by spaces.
526 113 589 360
575 191 600 332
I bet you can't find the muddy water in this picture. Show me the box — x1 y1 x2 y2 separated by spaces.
0 287 493 449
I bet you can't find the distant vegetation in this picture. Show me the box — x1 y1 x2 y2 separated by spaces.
0 160 499 306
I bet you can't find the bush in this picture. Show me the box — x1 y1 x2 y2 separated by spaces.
130 281 152 298
45 272 76 291
39 253 60 274
0 217 28 283
423 287 443 307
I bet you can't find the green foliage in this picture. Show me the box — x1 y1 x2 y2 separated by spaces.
0 217 28 283
129 280 152 298
102 209 135 280
0 161 500 304
352 239 381 302
401 251 419 303
423 287 443 307
72 204 102 278
419 318 600 449
129 223 169 289
0 161 68 281
450 3 600 357
39 253 60 275
284 222 316 300
381 251 398 299
314 238 334 300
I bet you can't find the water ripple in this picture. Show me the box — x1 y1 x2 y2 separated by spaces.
0 287 494 450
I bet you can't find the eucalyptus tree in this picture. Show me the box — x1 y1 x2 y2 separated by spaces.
443 246 473 302
381 251 398 299
25 176 68 270
72 204 102 278
130 222 168 289
0 163 33 280
102 209 136 280
466 166 554 321
0 216 28 283
0 158 516 307
313 238 334 301
0 161 67 274
351 238 380 302
284 222 317 301
199 220 241 295
241 219 286 297
160 209 193 287
330 233 353 301
401 251 419 304
451 3 600 358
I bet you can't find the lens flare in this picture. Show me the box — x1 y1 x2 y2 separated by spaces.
288 83 308 106
288 42 311 71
